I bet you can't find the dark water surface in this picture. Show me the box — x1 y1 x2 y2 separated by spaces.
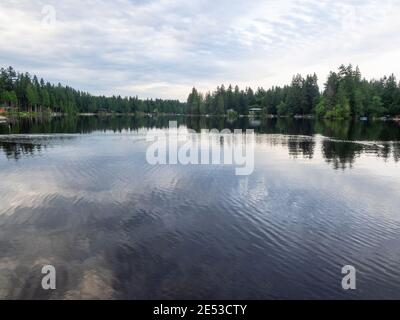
0 116 400 299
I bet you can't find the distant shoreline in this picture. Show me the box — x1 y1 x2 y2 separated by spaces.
1 111 400 123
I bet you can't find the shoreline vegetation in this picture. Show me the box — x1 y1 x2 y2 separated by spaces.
1 112 400 123
1 64 400 122
1 109 400 120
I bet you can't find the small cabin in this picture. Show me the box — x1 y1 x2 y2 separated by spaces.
0 106 13 113
249 107 262 116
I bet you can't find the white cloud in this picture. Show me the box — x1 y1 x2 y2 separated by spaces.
0 0 399 100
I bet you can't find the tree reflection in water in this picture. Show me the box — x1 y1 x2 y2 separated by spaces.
0 116 399 169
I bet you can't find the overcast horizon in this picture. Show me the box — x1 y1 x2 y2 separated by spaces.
1 0 400 101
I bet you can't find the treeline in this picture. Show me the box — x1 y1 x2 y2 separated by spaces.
0 66 185 114
2 65 400 118
188 64 400 118
187 74 320 116
317 65 400 118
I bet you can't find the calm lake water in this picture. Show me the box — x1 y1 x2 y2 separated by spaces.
0 116 400 299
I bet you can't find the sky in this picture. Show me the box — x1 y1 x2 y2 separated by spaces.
0 0 400 101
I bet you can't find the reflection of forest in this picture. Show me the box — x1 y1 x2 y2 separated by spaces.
0 116 399 168
288 137 315 159
0 136 76 160
0 141 42 160
322 141 363 170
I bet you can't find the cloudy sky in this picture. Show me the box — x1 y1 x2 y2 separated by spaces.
0 0 399 101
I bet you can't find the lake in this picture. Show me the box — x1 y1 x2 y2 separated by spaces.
0 116 400 299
